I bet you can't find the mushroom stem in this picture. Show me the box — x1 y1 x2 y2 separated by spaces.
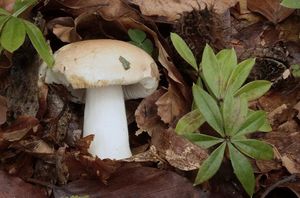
83 85 132 159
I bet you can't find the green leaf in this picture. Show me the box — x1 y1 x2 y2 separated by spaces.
222 92 248 136
0 15 10 30
194 142 226 185
228 143 255 197
175 109 205 135
184 133 224 149
141 38 153 55
13 0 37 17
23 20 54 67
0 8 11 16
234 110 265 136
202 44 221 98
232 139 274 160
235 80 272 101
281 0 300 8
128 28 146 43
193 84 224 136
1 17 26 52
291 64 300 78
248 110 272 132
226 58 256 93
216 48 237 97
170 32 197 70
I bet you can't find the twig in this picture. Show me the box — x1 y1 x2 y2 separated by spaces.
260 174 297 198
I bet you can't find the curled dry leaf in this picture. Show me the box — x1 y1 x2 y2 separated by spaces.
53 166 203 198
151 128 208 171
247 0 294 23
0 170 46 198
0 95 7 125
262 131 300 174
135 89 166 136
47 17 82 43
0 116 39 146
156 80 190 126
127 0 238 22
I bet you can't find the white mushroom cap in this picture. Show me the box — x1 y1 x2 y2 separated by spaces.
41 39 159 100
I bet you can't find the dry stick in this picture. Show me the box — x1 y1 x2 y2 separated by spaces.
260 174 297 198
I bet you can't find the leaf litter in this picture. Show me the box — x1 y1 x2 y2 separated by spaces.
0 0 300 197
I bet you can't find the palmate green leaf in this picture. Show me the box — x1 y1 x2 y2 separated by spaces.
216 48 237 98
1 17 26 52
13 0 37 17
194 142 226 185
184 133 224 149
175 109 205 135
23 20 54 66
0 8 11 16
281 0 300 8
228 143 255 197
222 92 248 136
170 33 197 70
193 84 224 137
235 80 272 101
226 58 256 93
232 139 274 160
234 110 265 136
202 44 221 99
140 39 153 55
128 28 146 43
248 109 272 132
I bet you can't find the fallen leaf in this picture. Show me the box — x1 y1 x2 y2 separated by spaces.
0 95 7 125
156 81 190 126
0 170 46 198
53 166 203 198
127 0 238 22
47 17 82 43
135 89 166 136
247 0 294 23
151 128 208 171
0 0 15 12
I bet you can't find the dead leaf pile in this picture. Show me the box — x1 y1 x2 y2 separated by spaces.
0 0 300 197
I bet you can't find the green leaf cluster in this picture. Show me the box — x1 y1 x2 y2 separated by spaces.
291 64 300 77
128 28 153 55
0 0 54 66
281 0 300 8
171 33 274 197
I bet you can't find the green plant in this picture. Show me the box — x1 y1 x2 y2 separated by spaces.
291 64 300 77
127 28 153 55
281 0 300 8
171 32 274 197
0 0 54 66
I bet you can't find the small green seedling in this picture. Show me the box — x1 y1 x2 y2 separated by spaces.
128 28 153 55
0 0 54 66
171 32 274 197
281 0 300 8
291 64 300 77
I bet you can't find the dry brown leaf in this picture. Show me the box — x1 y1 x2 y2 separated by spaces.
0 0 15 12
54 166 203 198
151 128 208 171
156 81 189 126
47 17 82 43
263 131 300 174
247 0 294 23
127 0 238 22
0 95 7 125
135 89 166 136
0 170 46 198
294 101 300 120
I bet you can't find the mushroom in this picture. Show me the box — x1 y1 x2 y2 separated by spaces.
40 39 159 160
